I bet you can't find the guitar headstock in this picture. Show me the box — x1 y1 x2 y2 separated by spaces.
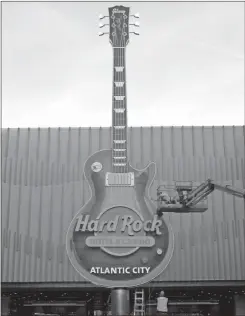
99 6 140 47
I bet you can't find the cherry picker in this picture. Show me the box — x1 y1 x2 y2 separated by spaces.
157 179 245 215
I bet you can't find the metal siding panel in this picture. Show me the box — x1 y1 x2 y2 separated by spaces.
238 219 245 279
214 127 226 157
162 127 174 158
56 128 70 167
233 126 245 158
192 127 204 157
223 126 236 157
203 127 215 157
100 127 111 150
129 127 143 167
172 127 182 158
90 128 101 156
151 127 162 181
182 127 195 157
1 127 245 284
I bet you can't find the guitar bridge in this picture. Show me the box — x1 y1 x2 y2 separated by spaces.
105 172 135 187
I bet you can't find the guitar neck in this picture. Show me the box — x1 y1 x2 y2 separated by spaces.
112 47 128 173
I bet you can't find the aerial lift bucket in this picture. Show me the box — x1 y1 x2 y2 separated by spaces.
157 181 208 214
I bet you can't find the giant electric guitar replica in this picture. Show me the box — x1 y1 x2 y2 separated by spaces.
66 6 174 288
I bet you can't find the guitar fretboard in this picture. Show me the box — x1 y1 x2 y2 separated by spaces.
112 47 128 173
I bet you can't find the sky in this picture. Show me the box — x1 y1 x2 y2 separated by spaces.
2 1 245 127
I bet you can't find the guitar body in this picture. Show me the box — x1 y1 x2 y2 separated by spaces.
66 149 174 287
81 149 156 220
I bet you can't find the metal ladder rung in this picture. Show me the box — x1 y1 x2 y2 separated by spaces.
133 289 145 316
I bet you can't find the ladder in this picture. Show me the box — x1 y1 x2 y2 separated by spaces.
107 293 112 316
133 289 145 316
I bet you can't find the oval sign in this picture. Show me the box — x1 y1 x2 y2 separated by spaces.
66 206 174 288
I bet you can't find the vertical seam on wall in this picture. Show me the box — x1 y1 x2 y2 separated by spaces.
56 128 61 185
212 126 216 159
38 162 44 241
16 159 23 248
27 161 34 244
88 127 92 157
24 128 31 186
181 126 185 157
171 126 175 180
5 159 12 231
150 126 154 163
222 126 226 157
77 127 82 182
13 128 20 184
67 127 71 183
202 126 206 158
46 128 51 186
99 127 102 151
59 165 65 260
48 163 55 248
140 126 143 167
160 126 164 180
3 128 10 182
191 126 195 157
4 128 10 158
35 128 41 186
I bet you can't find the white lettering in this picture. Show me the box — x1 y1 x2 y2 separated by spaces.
90 267 96 273
132 220 143 232
75 215 90 232
151 216 162 235
74 215 162 235
87 220 98 232
121 216 134 236
89 266 150 275
98 220 107 232
143 220 151 232
107 216 119 232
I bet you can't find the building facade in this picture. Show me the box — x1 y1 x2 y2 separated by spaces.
1 126 245 316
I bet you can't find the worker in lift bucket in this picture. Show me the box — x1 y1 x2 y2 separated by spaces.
156 290 168 315
159 192 171 204
159 191 179 206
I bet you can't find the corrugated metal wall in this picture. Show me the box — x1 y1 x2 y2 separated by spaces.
1 126 245 283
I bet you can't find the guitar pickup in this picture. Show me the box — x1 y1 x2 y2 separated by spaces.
105 172 135 187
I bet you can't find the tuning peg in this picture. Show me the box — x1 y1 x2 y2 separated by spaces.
130 31 140 35
99 14 109 20
130 13 140 18
98 32 109 36
99 23 109 28
130 22 140 27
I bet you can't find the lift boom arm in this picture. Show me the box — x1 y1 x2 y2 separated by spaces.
183 179 245 208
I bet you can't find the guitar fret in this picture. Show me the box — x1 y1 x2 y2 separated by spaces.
113 140 126 144
115 67 124 72
115 82 124 87
113 149 126 152
114 108 125 113
113 163 126 166
114 156 126 160
114 96 125 101
114 126 125 129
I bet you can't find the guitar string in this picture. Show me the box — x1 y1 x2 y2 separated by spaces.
118 48 124 177
119 44 122 175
